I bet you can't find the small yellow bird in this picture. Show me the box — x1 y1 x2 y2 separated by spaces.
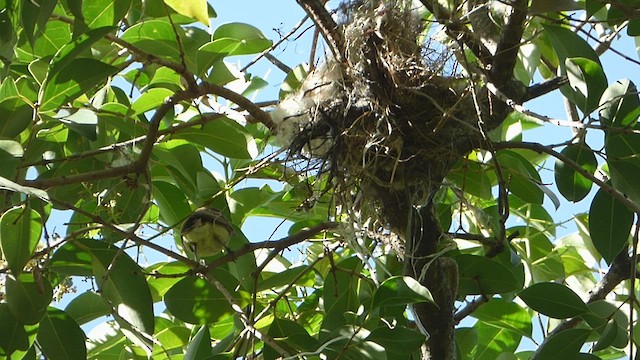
180 207 234 258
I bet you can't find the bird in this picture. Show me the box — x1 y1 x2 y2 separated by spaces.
180 207 235 259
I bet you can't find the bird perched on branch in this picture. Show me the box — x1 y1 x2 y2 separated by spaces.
180 207 235 259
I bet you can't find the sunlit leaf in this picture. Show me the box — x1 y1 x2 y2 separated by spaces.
0 207 42 276
555 143 597 202
518 283 588 318
589 187 633 264
37 307 87 360
5 273 52 325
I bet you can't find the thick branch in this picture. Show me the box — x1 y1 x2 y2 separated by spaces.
206 221 337 270
419 0 493 67
296 0 346 63
489 0 528 87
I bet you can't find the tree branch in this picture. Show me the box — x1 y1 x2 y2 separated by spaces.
489 0 528 87
205 221 337 270
296 0 346 63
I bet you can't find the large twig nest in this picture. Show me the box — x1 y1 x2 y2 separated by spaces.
272 0 485 235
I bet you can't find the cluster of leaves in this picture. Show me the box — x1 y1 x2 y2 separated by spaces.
0 0 639 359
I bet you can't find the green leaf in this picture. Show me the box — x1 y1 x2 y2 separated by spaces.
49 26 116 76
518 282 589 318
455 254 522 296
0 303 37 358
371 276 435 308
152 140 203 194
184 326 213 360
39 58 119 112
82 0 131 29
257 266 315 291
446 159 494 200
208 22 271 56
496 151 544 204
366 325 426 354
5 273 53 325
470 299 532 338
0 176 49 202
555 143 597 202
75 239 155 335
600 79 640 127
535 328 591 360
20 0 57 47
37 307 87 360
543 24 603 107
589 187 633 264
565 57 608 114
267 317 319 353
131 88 174 115
0 207 42 276
173 117 258 159
48 240 94 277
146 262 190 301
474 321 521 360
164 0 209 26
64 291 110 325
152 180 192 227
164 273 242 324
120 20 182 60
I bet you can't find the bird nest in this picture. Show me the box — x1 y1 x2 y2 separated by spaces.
272 0 485 235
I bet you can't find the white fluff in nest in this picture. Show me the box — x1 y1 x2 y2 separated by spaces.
271 61 344 157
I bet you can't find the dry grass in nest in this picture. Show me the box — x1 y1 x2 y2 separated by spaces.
273 0 485 237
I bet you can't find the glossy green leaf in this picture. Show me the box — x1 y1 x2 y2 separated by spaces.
600 79 640 127
555 143 597 202
371 276 435 308
267 317 319 353
518 282 588 318
0 207 42 276
120 20 182 60
0 303 37 358
589 187 633 264
257 265 315 291
75 239 155 335
173 116 259 159
447 159 494 200
152 180 192 227
565 57 608 114
98 176 151 224
39 58 119 112
496 151 544 204
474 321 520 360
536 328 591 360
5 273 53 325
20 0 57 47
471 299 532 338
0 176 49 202
164 275 235 324
146 262 190 301
543 24 602 106
37 307 87 360
48 240 94 277
164 0 209 26
184 325 213 360
366 325 426 354
208 22 271 56
152 140 203 194
82 0 131 29
49 26 116 76
455 254 521 296
55 108 98 140
131 88 173 115
64 291 110 325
